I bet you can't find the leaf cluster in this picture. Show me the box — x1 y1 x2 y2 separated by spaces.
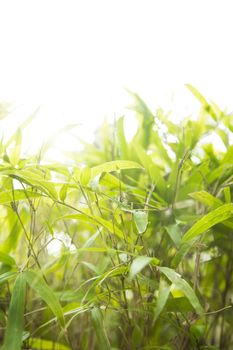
0 87 233 349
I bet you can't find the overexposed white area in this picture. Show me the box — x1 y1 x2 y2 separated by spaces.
0 0 232 158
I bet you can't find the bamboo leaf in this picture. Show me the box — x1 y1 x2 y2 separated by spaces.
153 280 171 323
24 270 65 328
0 271 17 285
60 214 124 240
116 116 128 159
182 204 233 242
0 251 16 266
91 307 111 350
28 338 71 350
133 211 148 234
80 166 91 186
186 84 217 121
224 187 231 203
1 274 26 350
165 224 182 248
59 184 68 202
0 189 41 205
130 256 159 279
127 90 154 149
189 191 222 208
91 160 143 178
158 267 203 314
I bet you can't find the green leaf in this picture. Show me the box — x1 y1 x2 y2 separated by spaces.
116 116 128 159
0 189 41 205
224 187 231 203
130 256 159 279
8 129 22 166
132 142 167 195
165 225 182 248
153 280 171 323
186 84 217 121
133 211 148 234
91 160 143 178
59 184 68 202
79 166 91 186
100 172 126 190
159 267 203 314
127 90 154 149
166 297 194 313
91 307 111 350
189 191 222 208
24 270 65 328
60 214 124 240
0 271 17 285
186 84 209 107
172 242 196 268
182 204 233 242
0 251 16 266
6 169 58 200
28 338 71 350
1 274 26 350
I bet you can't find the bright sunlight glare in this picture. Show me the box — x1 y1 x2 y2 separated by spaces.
0 0 233 159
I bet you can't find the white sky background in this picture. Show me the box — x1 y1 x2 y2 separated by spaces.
0 0 233 159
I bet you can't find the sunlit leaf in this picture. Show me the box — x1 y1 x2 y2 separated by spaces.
117 116 128 159
91 160 143 178
182 204 233 242
189 191 222 208
28 338 71 350
60 213 124 240
223 187 231 203
186 84 217 121
130 256 159 279
80 166 91 186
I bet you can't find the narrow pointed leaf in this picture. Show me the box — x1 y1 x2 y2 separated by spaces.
153 280 171 323
130 256 159 279
182 204 233 242
1 274 26 350
159 267 203 314
189 191 222 208
91 307 111 350
24 270 65 327
60 214 124 240
28 338 71 350
117 116 128 159
91 160 143 178
0 251 16 266
0 271 17 285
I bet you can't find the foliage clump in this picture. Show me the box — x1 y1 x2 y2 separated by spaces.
0 86 233 349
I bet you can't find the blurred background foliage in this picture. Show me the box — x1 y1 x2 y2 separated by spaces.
0 86 233 349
